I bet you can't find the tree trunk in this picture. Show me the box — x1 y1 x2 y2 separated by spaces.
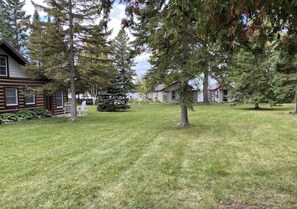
203 70 209 104
294 84 297 113
69 0 77 121
179 105 190 127
254 103 260 109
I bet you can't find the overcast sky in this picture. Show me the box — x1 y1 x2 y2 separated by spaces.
23 0 150 77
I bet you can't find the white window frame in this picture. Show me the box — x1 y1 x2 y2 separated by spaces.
0 56 8 76
56 91 64 108
25 89 36 105
5 88 18 106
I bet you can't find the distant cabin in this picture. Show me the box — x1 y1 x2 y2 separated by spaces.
146 81 198 103
197 83 233 103
0 38 66 115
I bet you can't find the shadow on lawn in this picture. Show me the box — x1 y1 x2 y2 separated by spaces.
236 107 292 112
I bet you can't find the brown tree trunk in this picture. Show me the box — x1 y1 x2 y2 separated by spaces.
69 0 77 121
179 105 190 127
294 85 297 114
203 70 209 104
254 103 260 109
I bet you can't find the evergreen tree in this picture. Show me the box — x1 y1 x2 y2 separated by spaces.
0 0 30 52
275 38 297 113
25 14 69 93
96 28 135 112
27 0 113 121
96 75 131 112
0 0 11 39
230 48 277 109
111 28 136 94
77 24 115 98
125 1 203 127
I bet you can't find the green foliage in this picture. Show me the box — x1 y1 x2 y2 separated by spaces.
15 110 37 120
230 47 277 108
96 29 136 112
34 109 52 118
0 113 18 121
111 28 136 93
274 38 297 105
0 0 30 52
129 0 206 126
25 0 114 121
76 24 115 95
0 109 51 124
96 87 131 112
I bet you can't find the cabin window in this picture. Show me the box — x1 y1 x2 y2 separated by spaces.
0 56 8 76
25 89 35 105
56 91 63 108
5 88 18 106
171 91 176 100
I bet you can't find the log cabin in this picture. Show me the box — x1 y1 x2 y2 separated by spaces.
0 38 66 115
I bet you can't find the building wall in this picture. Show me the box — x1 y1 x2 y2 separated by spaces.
0 48 28 78
0 79 44 113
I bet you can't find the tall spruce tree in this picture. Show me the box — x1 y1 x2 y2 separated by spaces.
111 28 136 93
96 28 136 112
28 0 113 121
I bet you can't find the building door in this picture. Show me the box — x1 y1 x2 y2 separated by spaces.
44 95 53 113
223 90 228 102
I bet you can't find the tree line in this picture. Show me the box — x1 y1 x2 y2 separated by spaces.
123 0 297 127
1 0 297 127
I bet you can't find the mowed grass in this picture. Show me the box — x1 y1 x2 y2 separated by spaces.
1 104 297 209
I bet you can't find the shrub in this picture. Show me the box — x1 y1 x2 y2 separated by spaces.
34 109 51 118
15 110 38 120
0 109 51 124
0 113 18 122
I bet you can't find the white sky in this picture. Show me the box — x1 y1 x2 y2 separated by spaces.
23 0 150 76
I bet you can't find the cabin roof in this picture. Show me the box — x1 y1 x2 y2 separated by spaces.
0 38 27 66
207 83 220 90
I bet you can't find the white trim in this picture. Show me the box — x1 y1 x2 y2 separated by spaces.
0 56 8 76
5 88 18 106
56 91 64 108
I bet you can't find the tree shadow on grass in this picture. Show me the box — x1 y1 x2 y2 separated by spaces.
236 107 292 112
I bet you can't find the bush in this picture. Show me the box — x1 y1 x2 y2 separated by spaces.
15 110 37 120
34 109 51 118
0 109 51 124
0 113 18 122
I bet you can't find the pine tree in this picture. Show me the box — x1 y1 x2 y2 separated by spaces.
111 28 136 94
96 28 135 112
230 48 277 109
96 75 131 112
0 0 11 39
125 1 203 127
275 38 297 113
77 24 115 97
1 0 30 52
27 0 113 121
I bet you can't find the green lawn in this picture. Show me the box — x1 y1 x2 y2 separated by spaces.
1 104 297 209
